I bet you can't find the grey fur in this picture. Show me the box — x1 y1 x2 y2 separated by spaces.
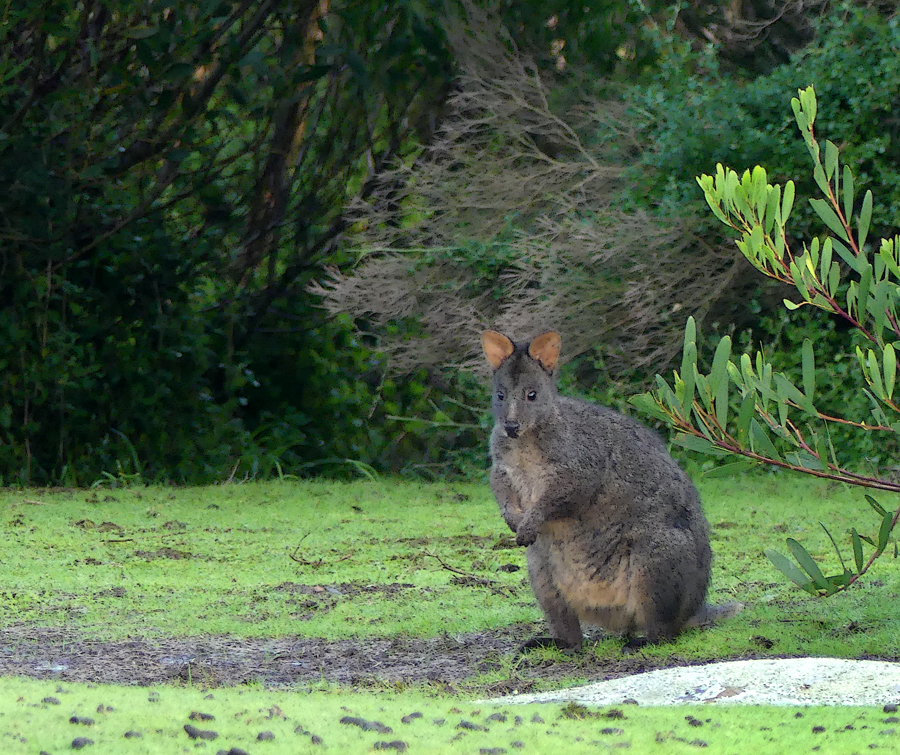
483 330 735 652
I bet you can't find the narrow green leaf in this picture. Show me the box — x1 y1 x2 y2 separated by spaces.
824 140 839 181
859 534 876 547
774 373 816 415
812 165 830 197
750 419 781 460
877 511 894 552
783 299 802 311
801 86 817 124
832 238 860 273
674 434 731 457
781 181 795 224
703 460 757 478
786 538 829 591
859 190 873 250
709 337 732 394
784 451 823 470
817 240 832 286
654 375 680 413
790 260 811 301
809 198 850 242
693 367 713 414
851 528 864 573
765 184 780 234
765 549 817 594
871 281 890 339
629 393 671 423
828 261 841 296
736 394 755 441
681 341 697 418
857 262 874 324
801 339 816 400
842 165 854 223
820 522 847 572
740 353 755 386
867 349 885 398
865 494 887 517
715 370 729 429
884 343 897 399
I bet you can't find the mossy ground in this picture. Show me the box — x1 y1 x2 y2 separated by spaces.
3 676 898 755
1 474 898 751
1 475 897 657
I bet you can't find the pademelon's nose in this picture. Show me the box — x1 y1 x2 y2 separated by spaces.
504 421 520 438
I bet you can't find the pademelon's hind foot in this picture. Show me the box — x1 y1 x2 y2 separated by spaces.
620 636 650 655
518 636 581 655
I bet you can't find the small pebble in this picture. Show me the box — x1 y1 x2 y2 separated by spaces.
190 711 215 721
689 739 708 748
374 742 408 752
310 734 323 745
479 749 506 755
884 717 900 724
339 716 392 733
71 738 94 750
812 726 826 734
531 714 544 724
124 731 143 739
257 731 275 741
511 743 525 749
457 720 487 731
486 713 507 723
600 728 624 735
69 716 94 726
884 704 898 714
41 697 61 705
401 712 423 724
183 724 218 740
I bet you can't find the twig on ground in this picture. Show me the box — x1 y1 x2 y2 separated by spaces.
424 549 515 597
289 533 353 567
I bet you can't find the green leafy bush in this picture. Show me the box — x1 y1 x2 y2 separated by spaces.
634 86 899 596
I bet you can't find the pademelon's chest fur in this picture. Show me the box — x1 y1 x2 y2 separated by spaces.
493 433 551 509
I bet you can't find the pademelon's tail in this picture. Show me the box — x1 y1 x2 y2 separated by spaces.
686 601 744 628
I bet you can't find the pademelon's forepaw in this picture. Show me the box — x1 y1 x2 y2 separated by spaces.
515 519 538 547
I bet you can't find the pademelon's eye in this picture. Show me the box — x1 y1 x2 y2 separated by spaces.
497 390 505 401
526 390 537 401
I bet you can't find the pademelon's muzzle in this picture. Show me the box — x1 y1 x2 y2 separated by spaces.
504 421 520 438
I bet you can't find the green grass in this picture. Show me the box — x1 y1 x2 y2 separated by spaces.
1 475 897 660
2 474 899 752
2 676 897 755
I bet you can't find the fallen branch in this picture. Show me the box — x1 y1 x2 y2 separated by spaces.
424 549 515 597
289 533 353 567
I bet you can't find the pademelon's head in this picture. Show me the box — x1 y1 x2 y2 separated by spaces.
481 330 560 438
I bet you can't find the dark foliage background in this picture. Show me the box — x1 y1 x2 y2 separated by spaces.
2 1 897 485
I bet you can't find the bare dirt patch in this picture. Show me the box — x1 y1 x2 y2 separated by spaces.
0 624 746 693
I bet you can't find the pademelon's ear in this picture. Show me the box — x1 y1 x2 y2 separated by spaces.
528 331 561 372
482 331 515 369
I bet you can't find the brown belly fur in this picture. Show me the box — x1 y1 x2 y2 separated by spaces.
542 520 642 633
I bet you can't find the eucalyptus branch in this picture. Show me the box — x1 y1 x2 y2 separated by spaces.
635 85 899 597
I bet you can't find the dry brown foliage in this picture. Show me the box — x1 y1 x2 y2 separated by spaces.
311 5 744 378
